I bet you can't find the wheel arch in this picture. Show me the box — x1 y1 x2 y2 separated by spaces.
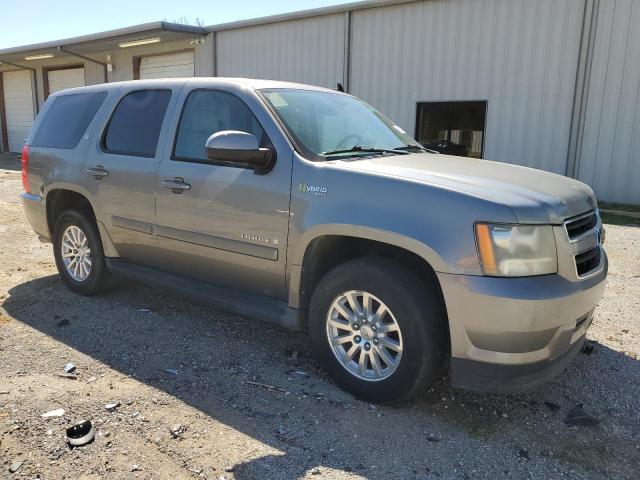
45 187 119 257
289 226 449 337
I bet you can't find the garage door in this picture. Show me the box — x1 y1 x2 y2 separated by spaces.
2 70 35 152
139 51 194 79
48 67 85 95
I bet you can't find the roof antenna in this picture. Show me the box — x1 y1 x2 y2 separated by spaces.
336 83 345 92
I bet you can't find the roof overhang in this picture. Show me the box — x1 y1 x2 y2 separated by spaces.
0 22 206 67
206 0 417 32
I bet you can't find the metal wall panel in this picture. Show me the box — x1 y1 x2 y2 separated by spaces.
577 0 640 203
350 0 586 174
216 14 346 89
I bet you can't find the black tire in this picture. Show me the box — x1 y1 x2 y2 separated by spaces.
309 258 448 404
53 209 115 295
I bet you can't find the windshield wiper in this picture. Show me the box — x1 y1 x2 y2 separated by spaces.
393 144 439 154
321 145 409 156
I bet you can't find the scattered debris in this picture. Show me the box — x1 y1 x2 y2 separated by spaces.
565 404 600 427
63 362 76 374
310 467 321 475
66 420 95 447
518 448 530 460
137 308 151 313
170 424 185 438
224 465 236 472
164 368 179 375
87 376 98 383
9 460 23 473
244 380 287 393
131 464 141 472
0 390 10 395
57 373 78 380
56 318 70 327
427 434 440 442
105 402 120 412
132 411 140 418
276 425 289 436
581 342 596 355
41 408 65 418
294 370 309 376
544 401 561 412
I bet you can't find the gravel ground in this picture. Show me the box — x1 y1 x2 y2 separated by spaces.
0 153 639 479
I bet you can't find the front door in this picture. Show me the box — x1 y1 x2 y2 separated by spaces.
154 88 292 299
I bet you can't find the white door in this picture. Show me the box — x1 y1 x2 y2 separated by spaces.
139 51 194 79
2 70 35 152
48 67 85 94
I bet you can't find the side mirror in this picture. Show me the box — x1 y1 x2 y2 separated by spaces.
205 130 273 174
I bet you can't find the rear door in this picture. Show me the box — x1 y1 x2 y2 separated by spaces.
154 86 293 299
84 85 182 264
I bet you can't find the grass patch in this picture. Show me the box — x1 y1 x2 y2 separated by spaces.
599 202 640 213
600 211 640 226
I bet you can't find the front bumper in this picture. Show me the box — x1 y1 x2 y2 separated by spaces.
21 192 50 241
438 251 607 393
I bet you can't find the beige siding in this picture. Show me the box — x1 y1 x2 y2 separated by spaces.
216 14 346 88
577 0 640 203
350 0 586 174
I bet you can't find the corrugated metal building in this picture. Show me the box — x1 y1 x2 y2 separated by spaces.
0 0 638 203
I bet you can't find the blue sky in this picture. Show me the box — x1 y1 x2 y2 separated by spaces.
0 0 345 49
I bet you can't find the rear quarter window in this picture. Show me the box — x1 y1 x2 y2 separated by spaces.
102 89 171 158
31 91 107 149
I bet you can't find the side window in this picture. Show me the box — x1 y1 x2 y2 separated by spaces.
32 92 107 149
103 90 171 157
173 90 267 162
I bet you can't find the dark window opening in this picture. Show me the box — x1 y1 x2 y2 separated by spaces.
103 89 171 158
32 92 107 149
415 101 487 158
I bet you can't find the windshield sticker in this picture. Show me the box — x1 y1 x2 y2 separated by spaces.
266 92 288 107
298 183 328 197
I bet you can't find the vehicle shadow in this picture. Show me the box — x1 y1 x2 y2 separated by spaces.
3 274 639 479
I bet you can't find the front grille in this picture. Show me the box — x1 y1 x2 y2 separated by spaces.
575 246 601 277
565 211 597 241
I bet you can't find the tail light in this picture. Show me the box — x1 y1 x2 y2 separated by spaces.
21 145 30 192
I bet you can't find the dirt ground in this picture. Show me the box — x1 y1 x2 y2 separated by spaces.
1 152 639 480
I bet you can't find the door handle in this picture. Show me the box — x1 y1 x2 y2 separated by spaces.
86 166 109 179
161 178 191 193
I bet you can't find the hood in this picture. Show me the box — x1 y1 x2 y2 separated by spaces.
334 153 596 224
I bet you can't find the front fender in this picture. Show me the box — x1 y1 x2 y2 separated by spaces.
290 223 448 271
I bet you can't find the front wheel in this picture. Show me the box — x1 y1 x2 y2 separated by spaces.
309 258 448 404
53 209 115 295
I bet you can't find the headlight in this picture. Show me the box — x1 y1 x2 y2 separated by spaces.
475 223 557 276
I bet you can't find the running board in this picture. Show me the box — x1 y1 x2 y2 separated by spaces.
106 258 303 331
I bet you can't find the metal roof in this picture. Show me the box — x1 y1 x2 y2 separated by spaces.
0 22 206 64
205 0 417 31
0 0 414 63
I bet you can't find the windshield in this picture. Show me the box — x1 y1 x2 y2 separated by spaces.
261 89 423 159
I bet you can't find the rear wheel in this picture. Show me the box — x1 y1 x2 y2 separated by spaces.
53 209 115 295
309 258 447 403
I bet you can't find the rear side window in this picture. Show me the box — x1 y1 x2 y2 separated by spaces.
103 89 171 157
173 90 267 162
32 92 107 149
